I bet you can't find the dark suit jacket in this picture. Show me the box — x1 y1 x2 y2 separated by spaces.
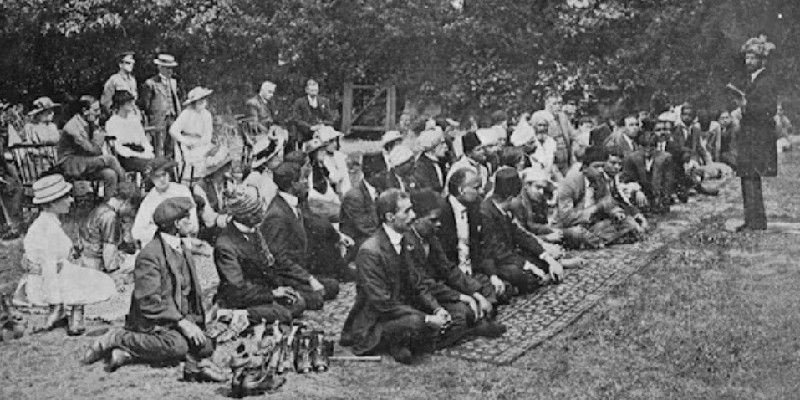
213 225 276 309
479 198 544 274
413 155 444 193
510 192 554 236
261 194 312 282
403 229 483 303
621 150 674 203
290 95 338 141
385 170 418 193
738 68 779 177
246 95 280 127
437 196 485 275
667 124 701 164
126 235 204 332
340 180 379 251
340 229 440 355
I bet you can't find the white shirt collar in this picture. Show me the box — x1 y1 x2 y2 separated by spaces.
382 223 404 253
448 195 467 215
363 179 377 200
233 221 256 233
160 232 183 252
751 67 765 82
279 191 299 209
308 95 318 107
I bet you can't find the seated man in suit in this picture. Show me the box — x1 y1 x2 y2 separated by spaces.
603 114 640 157
340 155 381 262
214 187 306 324
261 162 340 310
556 151 643 249
621 131 674 214
82 198 226 382
438 167 504 304
340 189 458 364
290 79 338 147
406 189 505 338
480 167 564 294
413 129 447 193
667 103 702 202
510 166 570 247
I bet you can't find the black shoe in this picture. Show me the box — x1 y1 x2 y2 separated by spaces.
183 361 228 383
470 320 507 339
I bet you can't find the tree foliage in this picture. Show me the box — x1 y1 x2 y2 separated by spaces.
0 0 797 120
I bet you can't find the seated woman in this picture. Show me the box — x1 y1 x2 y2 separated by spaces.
78 182 141 274
304 137 341 222
315 126 352 196
12 174 117 335
213 187 306 324
59 95 128 201
170 87 218 183
106 90 155 172
19 97 61 145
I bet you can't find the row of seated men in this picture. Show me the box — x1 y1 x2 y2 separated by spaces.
82 106 730 371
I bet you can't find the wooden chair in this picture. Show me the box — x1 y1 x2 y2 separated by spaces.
7 143 59 208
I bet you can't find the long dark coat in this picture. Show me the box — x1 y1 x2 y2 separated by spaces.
737 68 779 177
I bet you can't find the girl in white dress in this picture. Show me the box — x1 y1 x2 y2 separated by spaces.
13 174 117 335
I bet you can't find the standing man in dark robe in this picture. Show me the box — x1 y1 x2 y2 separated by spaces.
730 35 779 231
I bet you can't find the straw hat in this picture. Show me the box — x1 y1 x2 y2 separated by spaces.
183 87 213 106
380 130 404 148
303 138 325 154
153 53 178 67
417 129 445 151
388 145 414 168
315 126 344 143
32 174 73 205
27 97 60 117
251 135 284 169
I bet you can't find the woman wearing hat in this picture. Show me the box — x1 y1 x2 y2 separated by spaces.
304 137 342 221
106 90 155 173
12 174 116 335
169 86 215 181
315 126 351 195
242 134 285 208
19 97 61 145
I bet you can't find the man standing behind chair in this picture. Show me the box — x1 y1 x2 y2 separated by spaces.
101 52 138 115
291 79 338 148
141 54 182 158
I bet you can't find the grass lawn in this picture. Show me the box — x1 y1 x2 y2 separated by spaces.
1 148 799 399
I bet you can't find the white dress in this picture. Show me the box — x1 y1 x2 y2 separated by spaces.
170 108 214 179
13 212 117 307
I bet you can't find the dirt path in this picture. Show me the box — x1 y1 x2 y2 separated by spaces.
2 152 800 399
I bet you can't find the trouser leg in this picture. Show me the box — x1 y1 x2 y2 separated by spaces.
741 176 767 229
496 263 541 294
115 328 214 364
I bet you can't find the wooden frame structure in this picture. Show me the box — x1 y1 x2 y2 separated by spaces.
341 82 397 135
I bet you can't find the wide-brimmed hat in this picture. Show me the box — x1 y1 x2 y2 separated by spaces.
32 174 73 205
146 157 179 178
153 53 178 67
183 87 213 106
315 126 344 143
251 135 285 169
303 138 325 154
417 129 445 151
27 97 61 116
380 130 404 148
388 145 414 168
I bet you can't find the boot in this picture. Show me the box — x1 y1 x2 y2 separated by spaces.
310 331 330 372
67 306 86 336
81 328 120 365
295 332 312 373
183 354 228 383
230 344 251 398
278 325 299 374
37 304 67 332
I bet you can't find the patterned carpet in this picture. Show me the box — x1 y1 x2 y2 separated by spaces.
87 180 739 365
